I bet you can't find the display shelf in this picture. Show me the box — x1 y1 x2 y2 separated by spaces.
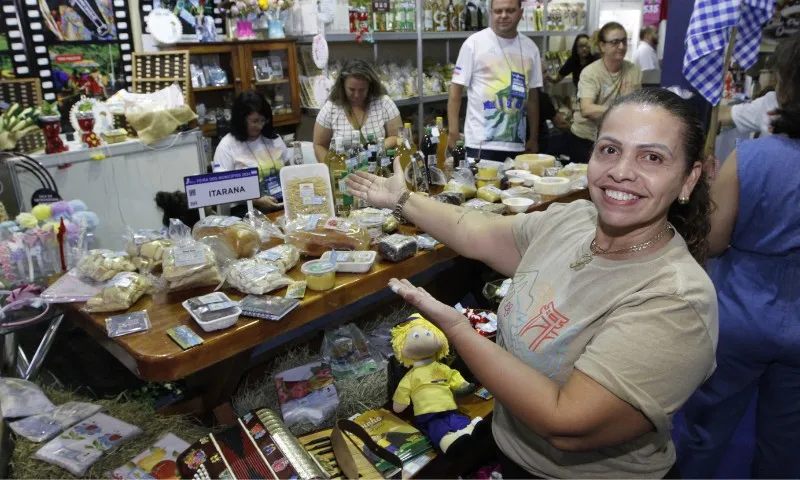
254 79 290 86
296 29 586 43
301 92 455 115
194 85 236 92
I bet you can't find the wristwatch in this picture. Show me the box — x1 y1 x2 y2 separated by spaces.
392 191 413 222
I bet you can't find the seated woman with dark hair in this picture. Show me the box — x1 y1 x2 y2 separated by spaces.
212 90 290 213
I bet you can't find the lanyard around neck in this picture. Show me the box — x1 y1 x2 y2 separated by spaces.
246 137 276 174
494 32 526 81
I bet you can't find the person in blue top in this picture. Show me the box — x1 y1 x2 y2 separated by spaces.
677 33 800 479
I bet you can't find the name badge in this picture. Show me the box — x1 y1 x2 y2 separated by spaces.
510 72 526 99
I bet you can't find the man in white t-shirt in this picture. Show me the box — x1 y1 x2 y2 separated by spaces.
447 0 543 162
719 91 779 138
634 27 659 71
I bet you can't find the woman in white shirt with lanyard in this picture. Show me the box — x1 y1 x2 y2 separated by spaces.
313 59 403 163
213 90 291 215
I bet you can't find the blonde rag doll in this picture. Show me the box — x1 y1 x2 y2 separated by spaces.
391 314 485 456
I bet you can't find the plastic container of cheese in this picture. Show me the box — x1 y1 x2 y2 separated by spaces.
320 250 378 273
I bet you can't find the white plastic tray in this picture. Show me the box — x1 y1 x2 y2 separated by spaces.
280 163 335 221
320 250 377 273
181 294 242 332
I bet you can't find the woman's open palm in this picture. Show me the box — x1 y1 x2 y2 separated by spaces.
345 157 407 210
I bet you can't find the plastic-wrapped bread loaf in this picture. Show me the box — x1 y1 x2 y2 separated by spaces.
226 258 293 295
192 215 261 259
84 272 154 313
378 234 418 262
161 219 225 291
76 250 137 282
162 242 222 291
285 215 370 257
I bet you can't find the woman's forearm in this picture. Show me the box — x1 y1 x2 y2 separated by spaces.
400 193 518 276
444 320 563 436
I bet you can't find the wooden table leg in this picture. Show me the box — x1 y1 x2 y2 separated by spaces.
181 350 251 425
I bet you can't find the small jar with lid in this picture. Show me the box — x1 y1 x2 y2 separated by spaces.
301 259 337 291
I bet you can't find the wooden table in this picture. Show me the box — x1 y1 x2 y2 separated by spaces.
64 188 590 415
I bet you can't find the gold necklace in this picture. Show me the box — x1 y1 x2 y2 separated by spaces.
569 224 675 271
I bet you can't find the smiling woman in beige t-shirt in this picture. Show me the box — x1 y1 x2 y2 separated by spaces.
347 88 717 478
566 22 642 164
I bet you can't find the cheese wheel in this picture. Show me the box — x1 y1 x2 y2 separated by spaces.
515 154 556 175
533 177 570 196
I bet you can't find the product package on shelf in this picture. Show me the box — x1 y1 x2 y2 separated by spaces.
378 234 418 262
84 272 155 313
244 210 284 246
225 258 293 295
0 378 56 419
10 402 105 443
176 408 328 480
109 433 189 480
33 412 142 476
192 215 261 259
286 215 370 257
161 219 225 292
239 294 300 320
255 244 301 273
350 408 435 478
322 323 383 380
280 163 336 221
182 292 242 332
124 229 172 273
275 361 339 428
76 250 137 283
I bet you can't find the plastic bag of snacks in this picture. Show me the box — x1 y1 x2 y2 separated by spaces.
33 412 142 476
226 258 293 295
83 272 155 313
10 402 104 443
76 249 136 282
124 229 172 273
161 219 225 291
192 215 261 259
286 215 370 257
322 323 383 380
444 168 477 199
477 185 503 203
0 378 55 418
255 244 300 273
378 234 418 262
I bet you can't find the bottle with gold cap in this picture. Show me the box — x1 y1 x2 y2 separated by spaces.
434 116 448 170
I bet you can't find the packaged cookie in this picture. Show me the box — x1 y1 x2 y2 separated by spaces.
124 229 172 273
255 244 300 273
76 250 136 282
83 272 154 313
161 220 224 291
226 258 293 295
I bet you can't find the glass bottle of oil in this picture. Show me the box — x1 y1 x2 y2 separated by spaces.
396 127 415 190
435 116 448 169
330 137 353 217
377 147 395 178
427 154 445 195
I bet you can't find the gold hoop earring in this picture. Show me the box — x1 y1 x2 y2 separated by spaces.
678 196 689 205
